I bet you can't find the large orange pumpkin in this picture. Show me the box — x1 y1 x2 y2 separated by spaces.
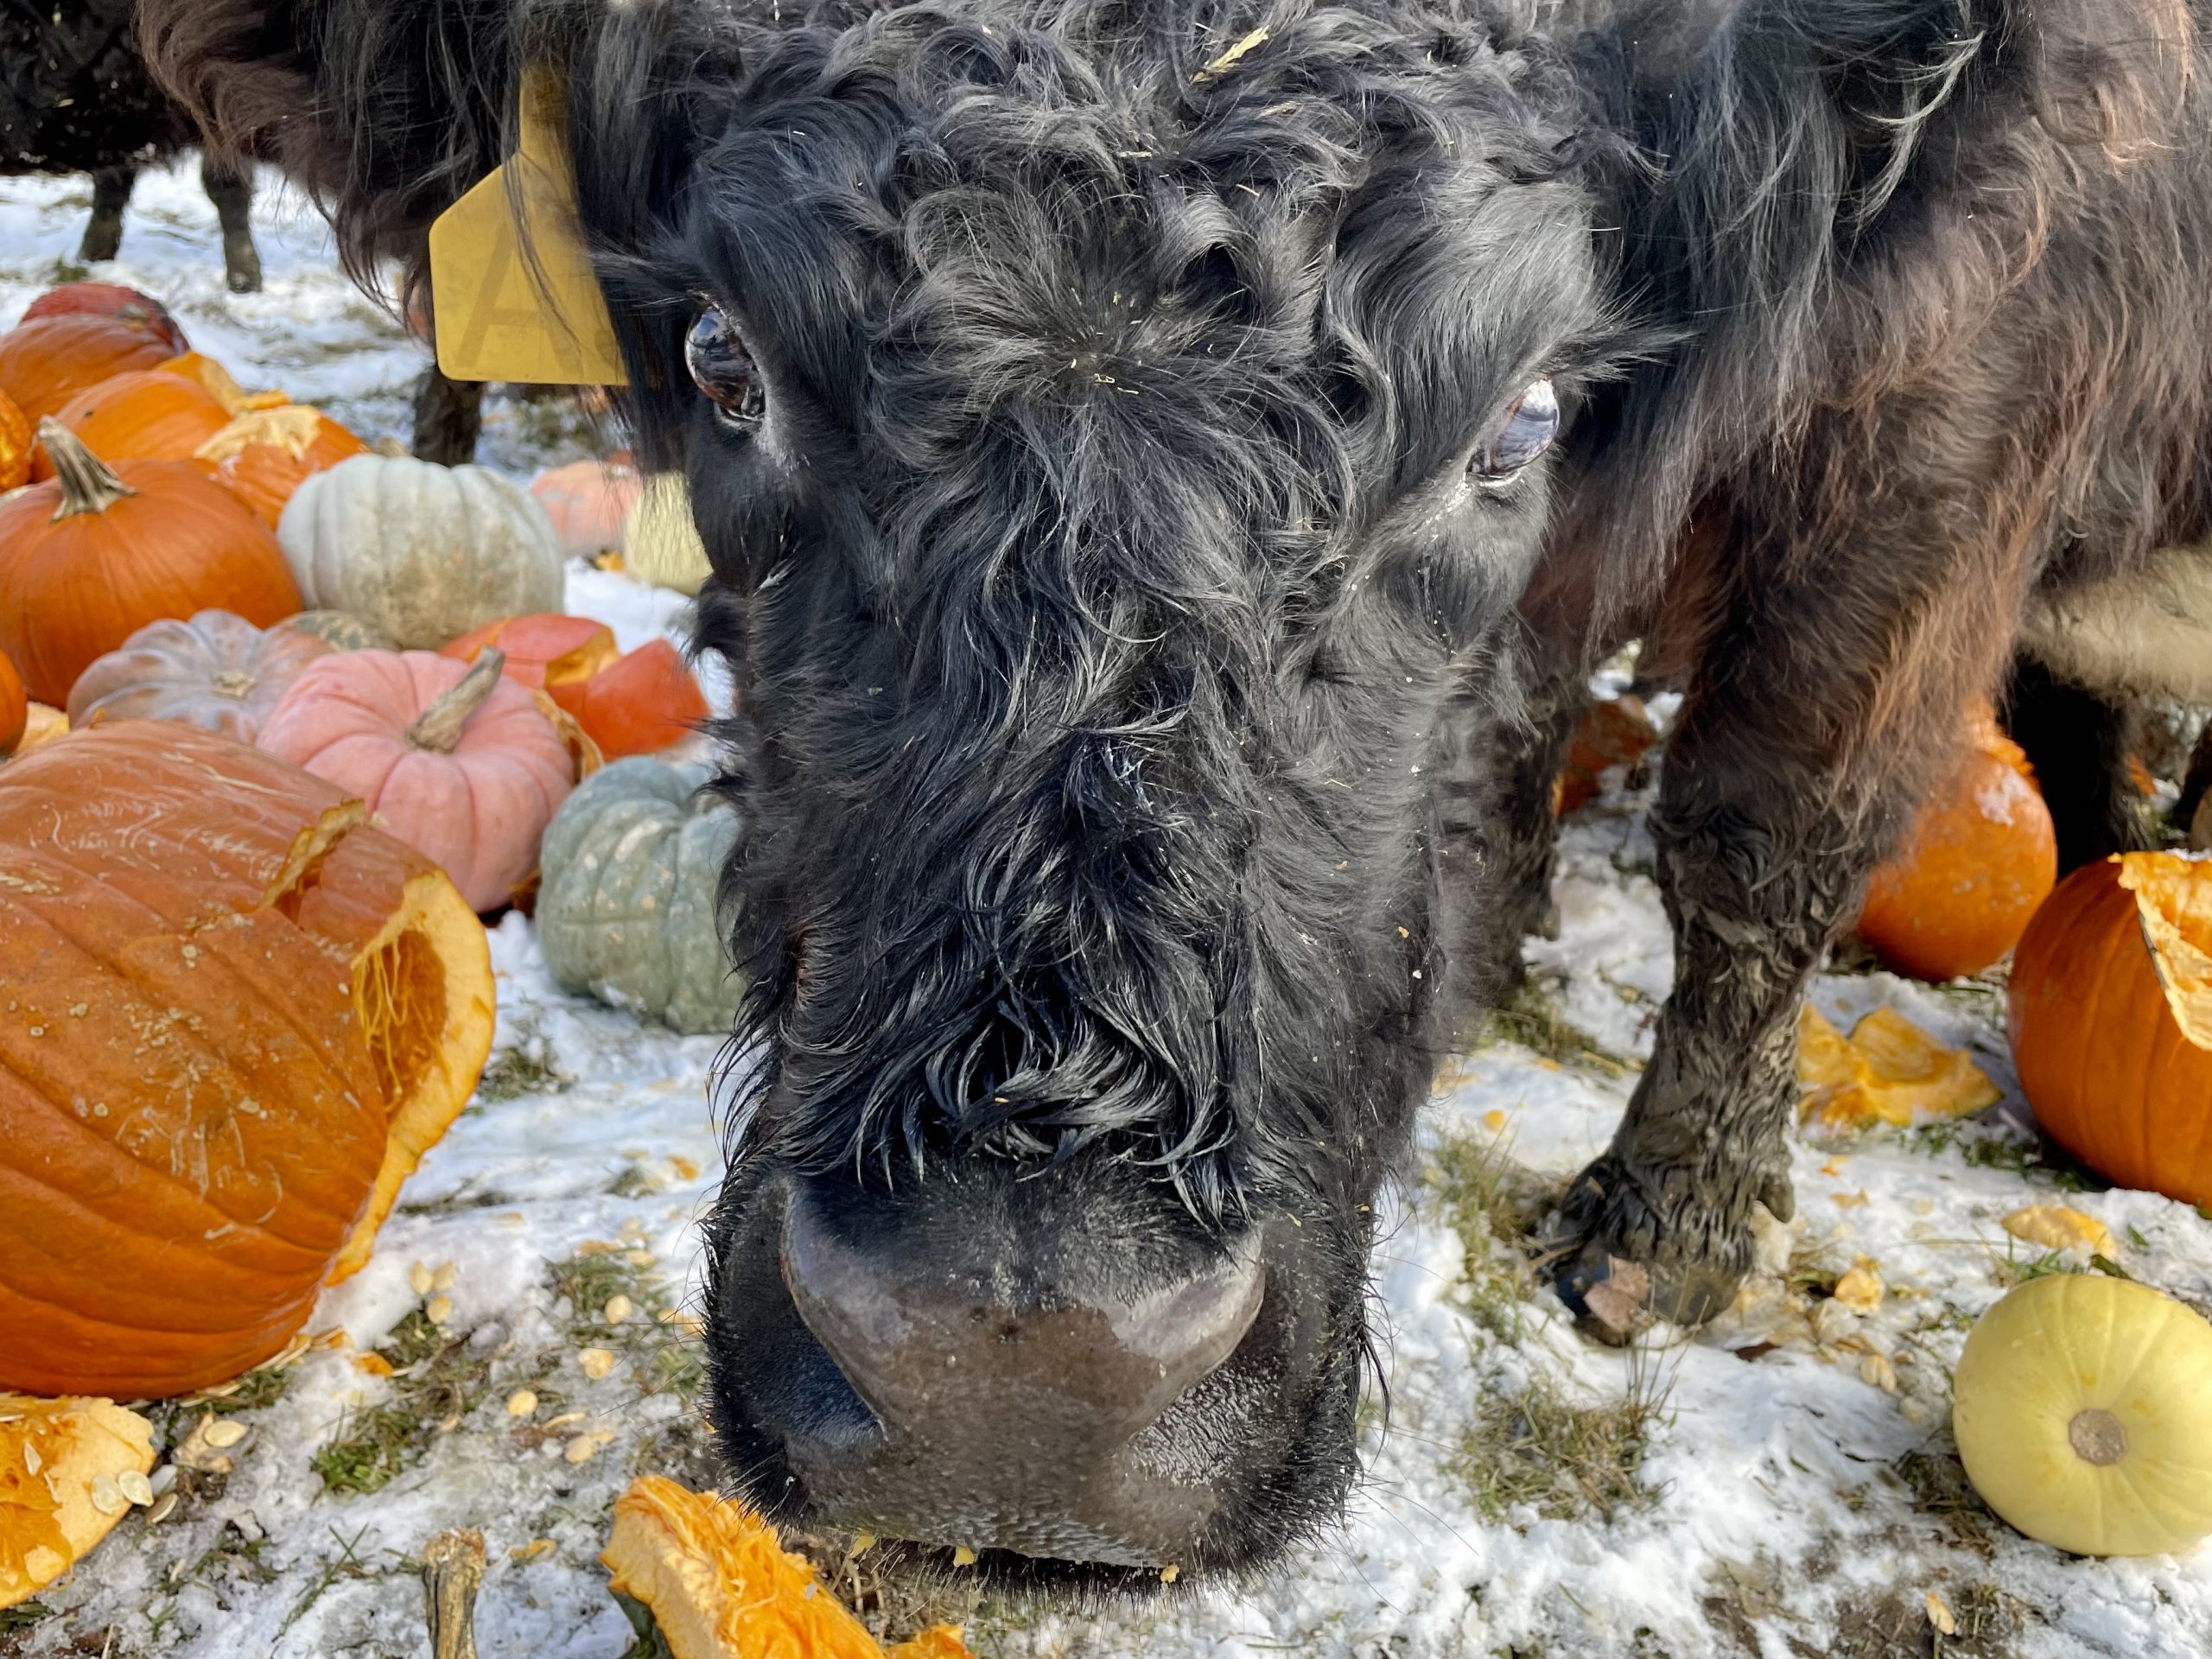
2009 852 2212 1209
20 283 188 355
547 638 712 759
0 723 495 1397
0 652 23 756
0 315 175 426
0 390 28 493
0 422 301 705
32 370 233 480
195 404 370 527
1856 703 2057 981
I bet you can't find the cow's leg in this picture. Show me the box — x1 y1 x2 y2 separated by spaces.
1472 632 1590 995
2002 655 2157 871
79 167 137 264
2182 722 2212 849
1548 488 2031 1336
201 157 262 294
410 366 485 465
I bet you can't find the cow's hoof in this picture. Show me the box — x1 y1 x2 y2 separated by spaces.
1545 1160 1758 1344
226 250 264 295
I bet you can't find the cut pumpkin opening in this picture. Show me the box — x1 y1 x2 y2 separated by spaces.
2118 851 2212 1051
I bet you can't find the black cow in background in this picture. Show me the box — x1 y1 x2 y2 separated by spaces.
1 0 262 291
145 0 2212 1592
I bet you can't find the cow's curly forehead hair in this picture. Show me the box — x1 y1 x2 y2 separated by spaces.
556 2 1611 1222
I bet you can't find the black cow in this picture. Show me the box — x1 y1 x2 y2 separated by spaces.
2 0 262 292
146 0 2212 1592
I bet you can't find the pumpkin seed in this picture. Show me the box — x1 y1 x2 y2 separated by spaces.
431 1261 459 1291
409 1262 435 1296
203 1420 248 1450
1160 1564 1180 1583
563 1432 612 1464
579 1347 616 1381
951 1546 978 1567
145 1491 180 1525
89 1474 128 1515
506 1390 539 1419
624 1249 655 1268
603 1294 634 1325
22 1440 40 1475
543 1411 588 1431
510 1538 556 1562
426 1294 454 1325
118 1470 155 1506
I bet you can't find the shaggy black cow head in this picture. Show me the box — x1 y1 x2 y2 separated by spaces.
149 0 1611 1590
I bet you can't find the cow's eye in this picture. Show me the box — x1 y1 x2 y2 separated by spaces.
686 305 766 431
1471 376 1558 486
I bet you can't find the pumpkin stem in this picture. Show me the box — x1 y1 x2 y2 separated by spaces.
407 649 506 753
420 1529 486 1659
38 418 136 520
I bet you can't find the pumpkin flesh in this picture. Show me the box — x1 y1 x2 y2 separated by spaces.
196 404 370 527
601 1475 974 1659
0 1394 156 1608
0 724 493 1397
2008 852 2212 1207
439 612 618 690
1953 1274 2212 1557
548 638 712 759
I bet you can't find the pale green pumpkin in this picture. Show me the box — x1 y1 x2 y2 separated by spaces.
537 758 741 1033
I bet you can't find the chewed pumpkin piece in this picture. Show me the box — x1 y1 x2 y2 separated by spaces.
2002 1205 2120 1262
1796 1005 1998 1135
602 1476 975 1659
0 1395 156 1609
2116 852 2212 1050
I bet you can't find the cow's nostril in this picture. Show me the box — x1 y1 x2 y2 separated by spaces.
780 1189 1266 1454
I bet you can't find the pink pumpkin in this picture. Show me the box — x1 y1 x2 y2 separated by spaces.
257 648 575 911
530 458 641 559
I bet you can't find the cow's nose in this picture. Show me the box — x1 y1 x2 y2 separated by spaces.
776 1184 1267 1564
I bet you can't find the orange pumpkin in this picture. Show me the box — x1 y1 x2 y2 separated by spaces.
530 458 641 558
0 422 302 705
31 370 233 480
0 390 28 493
0 723 495 1397
548 639 712 759
439 612 619 690
158 351 253 416
1554 695 1660 815
195 404 371 525
0 651 23 757
0 315 175 426
20 283 188 355
1856 703 2057 981
2009 852 2212 1209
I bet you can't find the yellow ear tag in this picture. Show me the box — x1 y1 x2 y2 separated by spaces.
427 67 628 385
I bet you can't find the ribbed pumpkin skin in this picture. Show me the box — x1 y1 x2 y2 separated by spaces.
0 652 22 756
0 390 29 492
277 454 564 648
34 370 232 479
0 440 302 706
2009 855 2212 1207
0 316 174 425
258 651 577 912
537 759 741 1033
0 727 411 1396
66 610 332 743
20 283 188 355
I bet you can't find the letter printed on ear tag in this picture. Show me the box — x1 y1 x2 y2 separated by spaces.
427 67 628 385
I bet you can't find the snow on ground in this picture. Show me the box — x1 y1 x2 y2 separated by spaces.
5 166 2211 1659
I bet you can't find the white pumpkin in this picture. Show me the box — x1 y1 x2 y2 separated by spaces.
623 473 712 596
276 454 565 648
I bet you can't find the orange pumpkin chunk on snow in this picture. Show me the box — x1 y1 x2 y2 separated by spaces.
0 724 493 1397
602 1476 975 1659
0 1395 156 1608
1796 1004 1999 1135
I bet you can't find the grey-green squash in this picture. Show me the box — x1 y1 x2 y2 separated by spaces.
536 757 741 1033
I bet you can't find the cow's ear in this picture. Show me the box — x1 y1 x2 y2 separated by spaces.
142 0 521 288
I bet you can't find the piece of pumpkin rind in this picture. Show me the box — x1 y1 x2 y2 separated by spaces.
2118 852 2212 1052
0 1395 156 1608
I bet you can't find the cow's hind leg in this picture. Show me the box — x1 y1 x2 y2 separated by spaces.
1471 632 1590 997
79 167 137 264
201 158 262 294
410 366 485 465
2001 655 2158 871
1548 474 2035 1338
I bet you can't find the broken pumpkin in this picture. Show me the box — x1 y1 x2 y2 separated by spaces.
0 1395 155 1608
1796 1004 1999 1135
